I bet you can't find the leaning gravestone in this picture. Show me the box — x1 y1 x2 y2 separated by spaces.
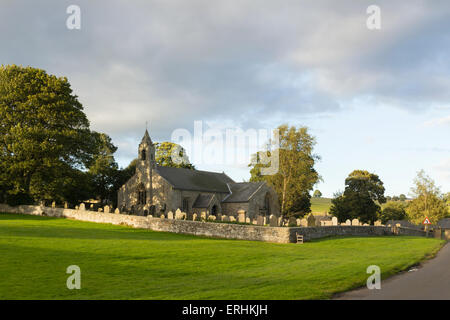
229 216 236 222
332 216 338 226
79 203 85 211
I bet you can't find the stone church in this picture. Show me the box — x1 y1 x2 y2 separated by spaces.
117 130 279 219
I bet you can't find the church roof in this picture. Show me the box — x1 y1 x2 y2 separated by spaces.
192 194 215 208
222 182 265 203
156 166 234 193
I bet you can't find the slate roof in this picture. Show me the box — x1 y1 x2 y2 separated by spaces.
437 218 450 229
222 182 265 203
156 166 234 193
192 194 214 208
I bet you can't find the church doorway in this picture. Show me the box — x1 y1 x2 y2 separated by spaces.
211 204 218 216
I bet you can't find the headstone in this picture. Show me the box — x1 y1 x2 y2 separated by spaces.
296 218 301 226
245 217 251 224
307 214 316 227
104 205 110 214
374 220 382 226
217 213 222 221
79 203 85 211
345 219 351 226
115 208 120 214
257 215 265 226
332 216 338 226
229 216 236 222
351 218 360 226
300 218 308 227
269 215 278 227
51 201 56 208
222 215 229 222
193 213 198 221
167 211 174 219
252 219 258 225
160 214 165 219
238 210 246 223
201 211 207 220
75 206 79 210
288 216 297 226
64 202 68 209
175 209 183 220
363 223 369 226
90 204 94 211
208 215 216 221
98 208 103 212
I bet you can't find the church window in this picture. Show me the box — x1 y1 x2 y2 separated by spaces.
141 149 146 160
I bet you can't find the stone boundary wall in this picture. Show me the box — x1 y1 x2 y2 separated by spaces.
0 204 428 243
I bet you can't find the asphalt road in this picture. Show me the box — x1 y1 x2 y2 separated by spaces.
335 243 450 300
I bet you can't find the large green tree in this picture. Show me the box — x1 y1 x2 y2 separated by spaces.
330 170 386 224
249 125 320 218
379 201 407 224
0 65 110 205
406 170 447 224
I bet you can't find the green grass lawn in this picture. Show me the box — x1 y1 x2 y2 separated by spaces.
311 197 332 214
0 213 444 300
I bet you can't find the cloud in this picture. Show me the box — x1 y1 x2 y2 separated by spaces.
424 116 450 127
433 158 450 184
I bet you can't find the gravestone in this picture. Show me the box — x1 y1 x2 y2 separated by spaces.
252 219 258 225
288 216 297 226
98 208 103 212
90 204 94 211
79 203 85 211
167 211 174 219
64 202 68 209
104 205 110 214
296 218 301 226
269 215 278 227
257 215 265 226
208 215 216 221
300 218 308 227
217 213 222 221
75 206 79 210
160 214 165 219
374 220 382 226
192 213 198 221
345 219 351 226
245 217 251 224
201 211 207 220
332 216 338 226
51 201 56 208
351 218 360 226
229 216 236 222
307 214 316 227
238 210 246 223
115 208 120 214
222 215 229 222
175 209 183 220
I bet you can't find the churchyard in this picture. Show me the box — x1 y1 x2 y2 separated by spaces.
0 212 444 300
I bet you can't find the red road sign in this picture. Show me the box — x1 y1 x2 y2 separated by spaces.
422 217 431 225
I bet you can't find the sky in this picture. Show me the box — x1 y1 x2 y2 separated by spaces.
1 0 449 197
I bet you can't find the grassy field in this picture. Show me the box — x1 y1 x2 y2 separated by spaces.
311 197 332 214
0 213 444 300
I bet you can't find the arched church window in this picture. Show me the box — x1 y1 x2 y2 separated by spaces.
265 193 271 215
141 149 146 160
137 184 146 205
